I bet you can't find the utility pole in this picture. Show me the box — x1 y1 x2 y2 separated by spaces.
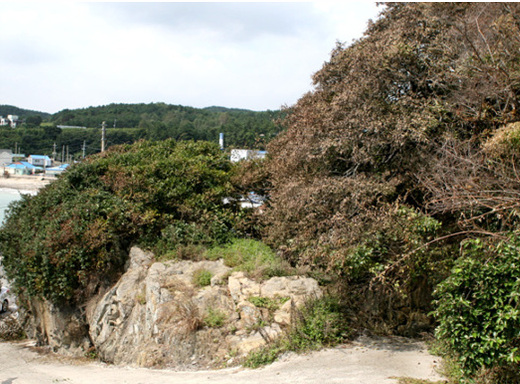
66 146 69 163
52 143 57 162
62 145 65 163
101 121 107 152
82 141 86 159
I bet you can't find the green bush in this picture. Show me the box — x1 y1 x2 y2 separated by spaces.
433 236 520 383
0 139 239 304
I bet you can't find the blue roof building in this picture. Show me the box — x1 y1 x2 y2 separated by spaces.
28 155 52 167
5 161 43 175
45 164 69 176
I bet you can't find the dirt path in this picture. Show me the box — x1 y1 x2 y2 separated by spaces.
0 336 446 384
0 175 52 192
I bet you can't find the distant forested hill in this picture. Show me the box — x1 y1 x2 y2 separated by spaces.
0 103 282 159
0 105 51 119
51 103 281 149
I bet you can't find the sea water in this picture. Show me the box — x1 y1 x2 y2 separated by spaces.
0 188 34 225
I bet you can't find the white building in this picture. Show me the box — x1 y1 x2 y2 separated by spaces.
230 149 267 163
0 115 19 128
27 155 52 167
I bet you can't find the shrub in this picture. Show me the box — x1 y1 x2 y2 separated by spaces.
192 269 213 287
433 236 520 383
0 139 239 304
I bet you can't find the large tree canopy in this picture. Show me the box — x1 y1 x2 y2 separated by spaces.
262 3 520 381
264 2 520 272
0 139 240 304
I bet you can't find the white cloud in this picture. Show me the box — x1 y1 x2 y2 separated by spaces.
0 2 381 113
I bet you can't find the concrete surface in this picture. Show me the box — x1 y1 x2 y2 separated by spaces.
0 336 446 384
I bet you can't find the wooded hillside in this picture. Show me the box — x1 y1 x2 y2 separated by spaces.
0 105 50 119
0 103 281 157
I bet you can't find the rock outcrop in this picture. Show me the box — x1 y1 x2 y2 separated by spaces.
23 247 322 369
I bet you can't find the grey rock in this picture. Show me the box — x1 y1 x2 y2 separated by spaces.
21 246 323 369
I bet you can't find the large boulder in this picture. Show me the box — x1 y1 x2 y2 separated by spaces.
84 246 323 368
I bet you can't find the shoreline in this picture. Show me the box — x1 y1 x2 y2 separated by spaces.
0 175 54 192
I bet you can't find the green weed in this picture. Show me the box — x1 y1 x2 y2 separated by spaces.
205 238 293 279
248 295 289 312
192 268 213 287
393 378 447 384
203 307 227 328
243 295 350 368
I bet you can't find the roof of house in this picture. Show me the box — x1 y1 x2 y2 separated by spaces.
7 161 43 170
6 163 26 169
47 164 69 172
28 155 51 160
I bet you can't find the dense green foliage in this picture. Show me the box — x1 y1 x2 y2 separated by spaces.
0 103 281 158
0 139 240 304
51 103 280 150
433 237 520 381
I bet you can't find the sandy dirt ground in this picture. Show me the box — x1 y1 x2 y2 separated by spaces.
0 336 446 384
0 175 53 192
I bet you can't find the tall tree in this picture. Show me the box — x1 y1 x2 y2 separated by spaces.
263 2 520 295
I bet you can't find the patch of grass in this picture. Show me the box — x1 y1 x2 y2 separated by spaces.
135 292 146 305
288 295 350 350
84 347 99 360
249 295 290 312
427 340 463 384
157 244 207 262
203 307 227 328
205 238 293 279
192 268 213 287
243 295 351 368
157 300 203 335
244 340 288 368
246 319 269 333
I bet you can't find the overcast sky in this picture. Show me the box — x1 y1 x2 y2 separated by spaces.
1 2 381 114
